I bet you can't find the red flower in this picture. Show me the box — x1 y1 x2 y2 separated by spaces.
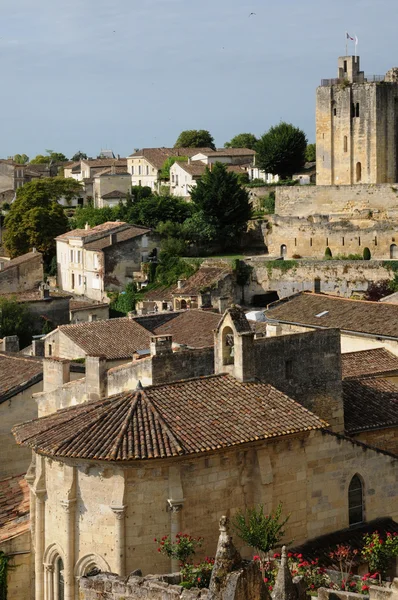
288 552 293 558
310 584 315 589
264 578 269 583
157 548 161 552
273 553 280 559
297 554 303 559
362 585 369 591
370 574 378 579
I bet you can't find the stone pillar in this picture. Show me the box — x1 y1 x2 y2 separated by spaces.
85 355 107 401
168 502 184 573
35 490 46 600
111 506 126 576
43 358 70 392
44 564 54 600
61 498 76 600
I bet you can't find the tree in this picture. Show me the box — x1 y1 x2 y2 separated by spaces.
174 129 216 150
232 503 289 558
224 133 258 149
13 153 29 164
71 151 88 161
305 143 316 162
4 178 80 262
159 156 188 180
189 162 251 249
30 150 69 164
0 297 35 348
256 122 307 179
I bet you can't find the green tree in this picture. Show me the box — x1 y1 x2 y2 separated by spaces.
4 178 80 262
131 186 152 201
30 150 68 164
71 151 88 161
256 122 307 179
159 156 187 180
305 143 316 162
232 503 289 558
0 297 35 348
189 162 251 249
174 129 216 150
13 153 29 164
224 133 258 149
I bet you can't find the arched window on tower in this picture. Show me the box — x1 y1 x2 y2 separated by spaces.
356 162 362 183
348 474 364 526
222 326 235 366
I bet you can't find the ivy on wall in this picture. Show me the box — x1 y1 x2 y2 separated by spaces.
0 551 11 600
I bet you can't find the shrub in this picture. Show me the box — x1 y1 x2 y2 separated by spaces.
232 503 289 559
154 533 203 566
180 557 214 589
363 247 371 260
325 247 333 258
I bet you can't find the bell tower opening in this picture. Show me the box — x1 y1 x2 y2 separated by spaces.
222 326 235 366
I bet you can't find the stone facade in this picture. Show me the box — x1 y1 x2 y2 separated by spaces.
316 56 398 185
0 251 43 294
246 257 396 301
1 532 33 600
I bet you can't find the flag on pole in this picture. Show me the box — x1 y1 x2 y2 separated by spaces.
346 32 355 41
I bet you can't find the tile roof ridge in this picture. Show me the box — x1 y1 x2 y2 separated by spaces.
303 291 395 305
142 372 227 392
109 390 184 460
59 316 129 330
322 428 398 459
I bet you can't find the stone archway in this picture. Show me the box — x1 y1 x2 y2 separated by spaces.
390 244 398 259
280 244 287 257
74 553 111 578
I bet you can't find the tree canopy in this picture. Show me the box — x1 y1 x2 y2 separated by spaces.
174 129 216 150
0 297 35 348
4 178 81 261
71 151 88 161
13 154 29 164
256 122 307 179
224 133 258 149
30 150 69 164
305 143 316 162
188 162 251 249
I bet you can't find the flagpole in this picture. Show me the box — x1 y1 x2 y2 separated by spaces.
345 32 348 57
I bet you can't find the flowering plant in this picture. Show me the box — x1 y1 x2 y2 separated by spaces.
180 557 215 589
154 533 203 565
362 532 398 581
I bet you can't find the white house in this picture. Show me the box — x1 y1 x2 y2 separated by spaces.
170 161 248 198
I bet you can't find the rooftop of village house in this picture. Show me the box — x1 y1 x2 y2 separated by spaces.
56 221 151 246
0 353 43 403
343 377 398 435
342 347 398 379
266 292 398 338
52 309 222 359
12 374 326 461
0 474 30 543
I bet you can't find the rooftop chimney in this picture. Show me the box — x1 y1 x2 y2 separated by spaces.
111 164 116 175
39 282 50 299
177 279 186 290
1 335 19 353
43 358 70 392
109 232 117 245
150 335 173 357
85 355 107 401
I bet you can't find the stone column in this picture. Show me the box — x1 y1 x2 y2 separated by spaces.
61 499 76 600
35 490 46 600
168 501 184 573
111 506 126 576
44 564 54 600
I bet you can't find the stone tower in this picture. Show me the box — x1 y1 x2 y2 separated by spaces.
316 56 398 185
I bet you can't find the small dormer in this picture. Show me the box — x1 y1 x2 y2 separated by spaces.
214 306 255 382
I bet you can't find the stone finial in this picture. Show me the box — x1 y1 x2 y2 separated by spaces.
271 547 297 600
136 380 143 390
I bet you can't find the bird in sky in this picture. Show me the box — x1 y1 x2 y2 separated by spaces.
249 12 256 16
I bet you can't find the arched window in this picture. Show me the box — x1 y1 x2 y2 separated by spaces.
57 557 65 600
348 474 364 526
390 244 398 259
180 299 187 310
222 326 234 366
280 244 287 257
356 162 362 182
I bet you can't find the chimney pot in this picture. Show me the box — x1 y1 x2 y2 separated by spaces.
1 335 19 353
150 335 173 356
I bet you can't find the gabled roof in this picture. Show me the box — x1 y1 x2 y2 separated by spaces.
128 148 214 170
266 292 398 339
0 353 43 403
101 190 128 199
56 221 129 240
0 251 42 271
343 377 398 434
81 158 127 168
0 474 30 542
174 266 232 296
151 309 220 347
342 348 398 379
84 225 151 250
13 374 325 461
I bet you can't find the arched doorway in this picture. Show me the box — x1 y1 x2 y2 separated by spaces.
280 244 287 257
180 299 187 310
356 162 362 183
390 244 398 259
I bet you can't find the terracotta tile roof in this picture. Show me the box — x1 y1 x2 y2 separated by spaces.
56 221 129 240
57 318 152 360
212 148 256 156
0 251 42 271
84 225 151 250
266 292 398 339
174 267 232 296
0 353 43 403
69 300 109 312
142 285 174 302
152 309 221 347
0 290 71 303
93 167 130 177
81 158 127 168
291 518 398 565
342 348 398 379
0 474 30 542
13 374 325 461
177 162 247 177
129 148 214 170
215 305 253 334
101 190 128 199
343 377 398 434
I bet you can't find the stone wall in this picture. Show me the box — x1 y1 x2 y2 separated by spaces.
0 532 32 600
0 252 43 293
275 184 398 218
25 296 70 330
79 572 208 599
355 428 398 457
265 214 398 260
104 234 159 291
0 380 43 477
246 258 395 301
70 304 110 324
318 580 398 600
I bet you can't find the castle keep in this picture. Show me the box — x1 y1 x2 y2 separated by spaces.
316 56 398 185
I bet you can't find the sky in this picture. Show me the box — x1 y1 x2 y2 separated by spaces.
1 0 397 159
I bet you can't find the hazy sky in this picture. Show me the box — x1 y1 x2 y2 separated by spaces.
1 0 396 159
